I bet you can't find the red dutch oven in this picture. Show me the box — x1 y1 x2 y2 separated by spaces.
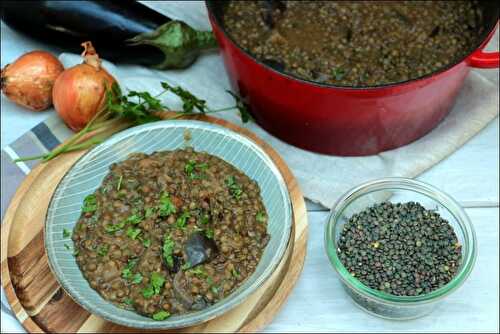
206 1 500 156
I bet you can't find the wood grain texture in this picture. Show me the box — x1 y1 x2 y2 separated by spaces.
1 114 308 333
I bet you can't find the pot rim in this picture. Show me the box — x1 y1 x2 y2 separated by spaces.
206 1 499 91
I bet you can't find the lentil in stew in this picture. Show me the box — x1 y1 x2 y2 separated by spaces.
223 1 485 86
72 148 270 320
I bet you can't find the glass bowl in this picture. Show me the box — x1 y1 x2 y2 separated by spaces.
324 177 477 320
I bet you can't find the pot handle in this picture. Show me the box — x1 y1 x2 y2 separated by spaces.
469 50 500 69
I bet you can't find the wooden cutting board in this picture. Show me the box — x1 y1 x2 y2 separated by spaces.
1 114 308 333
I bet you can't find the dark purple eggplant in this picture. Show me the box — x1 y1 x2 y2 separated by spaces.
183 231 218 268
0 1 217 69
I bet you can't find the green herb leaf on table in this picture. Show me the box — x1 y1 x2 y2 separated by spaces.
82 194 97 213
227 90 252 123
161 82 208 113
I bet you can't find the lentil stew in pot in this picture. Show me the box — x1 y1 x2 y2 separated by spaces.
223 1 486 86
72 148 270 320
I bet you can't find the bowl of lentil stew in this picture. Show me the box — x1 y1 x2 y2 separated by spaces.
207 1 499 155
324 178 477 320
45 120 292 329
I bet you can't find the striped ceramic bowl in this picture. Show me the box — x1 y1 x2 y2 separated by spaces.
45 120 292 329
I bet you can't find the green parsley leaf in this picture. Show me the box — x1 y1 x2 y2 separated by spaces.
256 211 267 223
161 82 208 114
225 176 243 200
124 298 134 306
145 207 157 219
64 243 71 251
210 285 219 295
104 221 126 234
151 272 165 294
162 234 175 268
142 285 155 299
122 258 138 280
226 90 253 123
63 228 71 238
176 211 190 229
82 194 97 213
152 310 171 321
205 228 215 239
131 273 143 284
143 239 151 248
126 213 143 225
126 227 142 240
158 192 176 217
97 245 109 257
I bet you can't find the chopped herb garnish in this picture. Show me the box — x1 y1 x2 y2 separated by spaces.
256 211 266 223
131 273 143 284
64 243 71 251
225 176 243 200
73 249 80 257
205 228 215 239
200 214 210 225
143 239 151 248
176 211 190 229
122 258 138 280
210 285 219 295
97 245 109 257
126 227 142 240
162 234 175 268
82 194 97 213
145 207 157 219
158 192 176 217
152 310 171 321
126 213 143 225
116 175 123 191
151 272 165 295
124 298 134 306
63 228 71 238
142 285 155 299
185 160 209 180
231 268 240 278
105 221 126 234
189 266 207 278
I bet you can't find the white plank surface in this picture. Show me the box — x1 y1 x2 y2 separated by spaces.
264 209 499 333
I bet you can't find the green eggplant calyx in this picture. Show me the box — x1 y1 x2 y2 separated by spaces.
127 20 218 70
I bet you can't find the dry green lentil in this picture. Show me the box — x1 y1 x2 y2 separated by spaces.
224 1 485 86
337 202 462 296
72 148 270 319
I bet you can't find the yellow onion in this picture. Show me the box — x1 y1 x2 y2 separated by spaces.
1 51 64 111
53 41 117 131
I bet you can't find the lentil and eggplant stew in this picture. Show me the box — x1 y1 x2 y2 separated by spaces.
71 148 270 320
223 1 486 86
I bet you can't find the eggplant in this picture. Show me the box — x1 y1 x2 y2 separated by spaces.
183 231 218 268
0 1 217 69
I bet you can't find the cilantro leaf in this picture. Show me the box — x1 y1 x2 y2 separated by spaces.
176 211 190 229
151 272 165 294
256 211 267 223
225 176 243 200
122 258 138 280
162 234 175 268
143 239 151 248
105 221 126 234
226 90 252 123
142 285 155 299
145 207 157 219
161 82 208 113
131 273 143 284
97 245 109 257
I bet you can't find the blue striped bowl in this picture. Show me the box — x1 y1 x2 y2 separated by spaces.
44 120 292 329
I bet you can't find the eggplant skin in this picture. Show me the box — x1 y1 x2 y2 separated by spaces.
0 0 169 65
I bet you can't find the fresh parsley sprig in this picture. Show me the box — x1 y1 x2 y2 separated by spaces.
15 82 251 162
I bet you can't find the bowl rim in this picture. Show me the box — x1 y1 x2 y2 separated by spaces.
206 1 499 90
44 119 293 329
324 177 477 304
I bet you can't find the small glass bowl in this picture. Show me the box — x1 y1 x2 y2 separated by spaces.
324 177 477 320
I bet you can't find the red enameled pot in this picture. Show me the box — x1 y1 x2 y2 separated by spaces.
206 1 499 156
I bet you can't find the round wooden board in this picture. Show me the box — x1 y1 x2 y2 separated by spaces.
1 114 308 333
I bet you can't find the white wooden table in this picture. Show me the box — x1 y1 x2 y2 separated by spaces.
1 13 499 334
